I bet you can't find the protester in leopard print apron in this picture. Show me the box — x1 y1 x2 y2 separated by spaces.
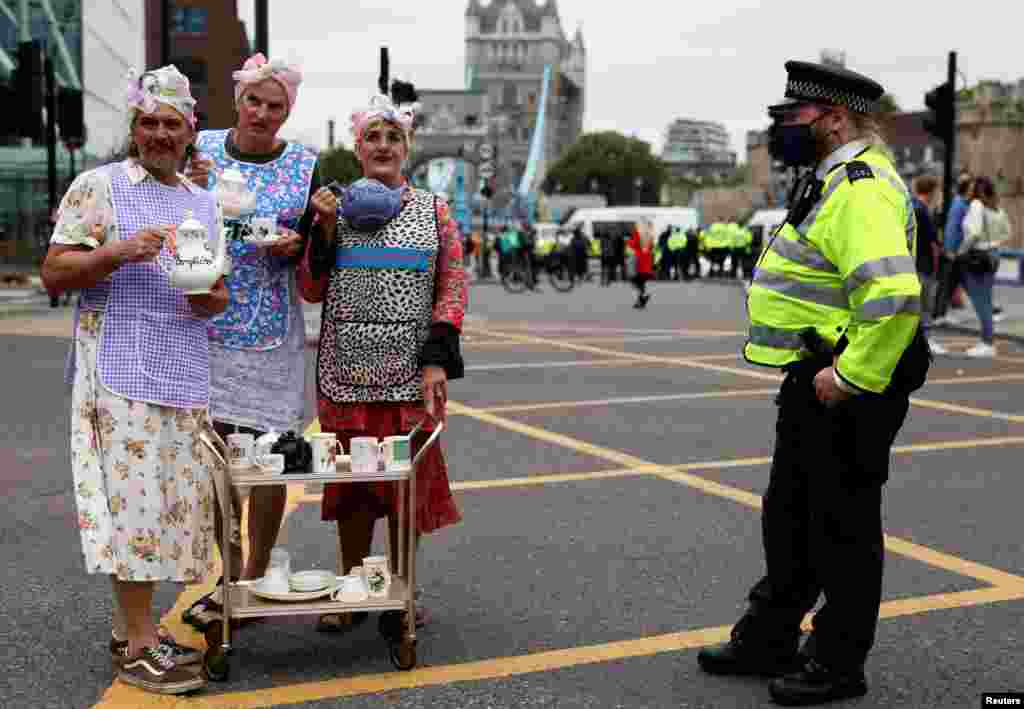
298 92 467 633
41 65 226 696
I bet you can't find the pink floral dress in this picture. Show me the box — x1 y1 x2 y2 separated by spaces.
54 163 218 583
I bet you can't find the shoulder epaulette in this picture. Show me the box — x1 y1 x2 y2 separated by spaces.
845 160 874 183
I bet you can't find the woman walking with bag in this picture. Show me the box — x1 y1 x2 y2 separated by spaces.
959 176 1011 358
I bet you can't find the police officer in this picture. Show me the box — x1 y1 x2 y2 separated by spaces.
696 61 929 706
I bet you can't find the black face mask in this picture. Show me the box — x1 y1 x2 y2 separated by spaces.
768 113 828 167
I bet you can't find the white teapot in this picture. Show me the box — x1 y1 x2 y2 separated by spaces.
215 168 256 220
164 210 227 294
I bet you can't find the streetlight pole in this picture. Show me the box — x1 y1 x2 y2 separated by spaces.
160 0 170 66
254 0 269 56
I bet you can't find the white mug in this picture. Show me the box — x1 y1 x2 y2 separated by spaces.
226 433 255 469
310 433 339 474
350 437 380 474
362 555 391 598
380 435 412 472
255 453 285 474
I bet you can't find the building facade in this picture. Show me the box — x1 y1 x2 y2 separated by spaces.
463 0 585 194
0 0 146 264
662 118 736 181
144 0 250 130
415 1 584 202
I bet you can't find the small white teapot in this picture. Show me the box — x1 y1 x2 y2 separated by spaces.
215 168 256 220
164 210 227 294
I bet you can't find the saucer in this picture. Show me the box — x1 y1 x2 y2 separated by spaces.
248 577 337 602
244 232 281 246
289 569 335 592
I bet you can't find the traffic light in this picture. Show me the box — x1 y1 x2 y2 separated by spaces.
390 79 418 106
15 40 44 141
58 88 85 148
923 82 954 144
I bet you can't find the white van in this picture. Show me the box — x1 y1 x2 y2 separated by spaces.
746 209 788 237
563 207 701 242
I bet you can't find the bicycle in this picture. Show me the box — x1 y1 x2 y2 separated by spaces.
500 252 536 294
543 247 576 292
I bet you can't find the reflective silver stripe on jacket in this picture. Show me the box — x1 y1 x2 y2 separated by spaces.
769 235 838 273
753 271 848 309
857 295 921 320
748 325 806 350
845 255 916 294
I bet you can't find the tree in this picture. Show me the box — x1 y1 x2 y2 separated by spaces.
543 131 666 206
319 145 361 185
877 93 901 114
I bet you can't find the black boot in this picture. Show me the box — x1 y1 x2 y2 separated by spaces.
698 617 802 677
768 658 867 706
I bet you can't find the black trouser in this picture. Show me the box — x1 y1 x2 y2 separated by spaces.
933 255 961 318
743 362 909 671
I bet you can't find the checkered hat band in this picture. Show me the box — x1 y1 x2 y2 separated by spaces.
786 79 876 113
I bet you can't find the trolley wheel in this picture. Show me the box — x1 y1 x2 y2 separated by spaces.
203 648 230 682
389 639 417 670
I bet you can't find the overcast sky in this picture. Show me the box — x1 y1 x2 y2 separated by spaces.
237 1 1018 162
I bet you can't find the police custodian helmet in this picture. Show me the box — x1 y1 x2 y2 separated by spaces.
769 61 885 116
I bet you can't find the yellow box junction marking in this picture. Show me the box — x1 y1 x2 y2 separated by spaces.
96 332 1024 706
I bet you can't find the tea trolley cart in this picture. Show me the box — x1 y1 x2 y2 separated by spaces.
198 420 443 681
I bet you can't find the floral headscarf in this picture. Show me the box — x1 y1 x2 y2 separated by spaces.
350 94 419 148
125 65 197 128
232 53 302 112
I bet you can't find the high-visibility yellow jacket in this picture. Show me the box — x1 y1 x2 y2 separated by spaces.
667 229 688 251
744 142 921 394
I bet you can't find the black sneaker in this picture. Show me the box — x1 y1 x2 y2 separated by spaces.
698 622 801 677
768 658 867 706
111 629 202 667
118 646 205 695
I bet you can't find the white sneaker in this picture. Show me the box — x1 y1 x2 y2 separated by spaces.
992 312 1006 323
965 342 996 358
928 339 948 355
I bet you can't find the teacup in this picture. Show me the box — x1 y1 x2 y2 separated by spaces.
250 217 277 242
350 437 380 474
380 435 412 472
255 453 285 474
310 433 339 474
226 433 255 469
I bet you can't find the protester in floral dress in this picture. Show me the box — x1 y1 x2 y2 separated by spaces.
298 92 467 633
178 53 320 634
42 65 226 696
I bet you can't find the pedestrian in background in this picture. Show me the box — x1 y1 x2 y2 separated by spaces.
957 175 1011 358
41 65 226 696
702 60 928 706
912 175 946 354
628 220 655 308
570 223 590 281
934 172 972 324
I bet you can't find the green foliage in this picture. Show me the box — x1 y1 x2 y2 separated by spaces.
543 131 666 206
319 145 361 185
877 93 901 114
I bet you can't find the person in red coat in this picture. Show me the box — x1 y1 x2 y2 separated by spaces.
628 220 656 308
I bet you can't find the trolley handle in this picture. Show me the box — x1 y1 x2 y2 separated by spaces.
410 420 444 469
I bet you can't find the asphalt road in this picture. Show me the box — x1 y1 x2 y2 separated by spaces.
3 275 1024 708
